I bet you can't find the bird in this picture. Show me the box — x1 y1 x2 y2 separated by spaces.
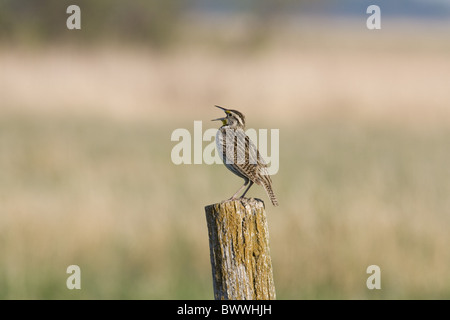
212 105 278 206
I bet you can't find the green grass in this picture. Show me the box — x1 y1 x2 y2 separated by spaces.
1 113 449 299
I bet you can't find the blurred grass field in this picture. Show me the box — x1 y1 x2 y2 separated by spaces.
1 22 450 299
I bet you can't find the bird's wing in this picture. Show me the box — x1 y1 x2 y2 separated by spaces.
223 129 271 181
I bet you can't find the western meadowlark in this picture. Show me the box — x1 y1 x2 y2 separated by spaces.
212 105 279 206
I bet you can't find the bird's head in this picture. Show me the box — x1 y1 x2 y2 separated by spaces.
212 105 246 129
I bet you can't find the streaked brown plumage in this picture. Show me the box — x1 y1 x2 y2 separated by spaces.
212 105 278 206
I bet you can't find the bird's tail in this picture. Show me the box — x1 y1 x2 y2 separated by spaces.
261 178 279 207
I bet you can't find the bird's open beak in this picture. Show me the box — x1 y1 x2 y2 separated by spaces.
212 105 228 124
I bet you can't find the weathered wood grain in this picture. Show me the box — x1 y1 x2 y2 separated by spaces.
205 198 276 300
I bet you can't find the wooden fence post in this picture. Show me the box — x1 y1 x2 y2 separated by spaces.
204 198 276 300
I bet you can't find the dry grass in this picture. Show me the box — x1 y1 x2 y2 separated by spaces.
1 23 450 299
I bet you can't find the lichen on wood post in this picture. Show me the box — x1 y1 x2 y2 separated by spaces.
204 198 276 300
